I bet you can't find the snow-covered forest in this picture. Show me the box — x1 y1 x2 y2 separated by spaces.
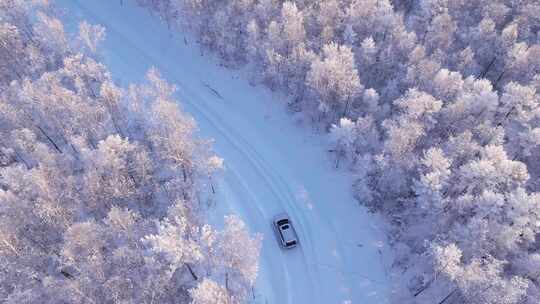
135 0 540 303
0 1 261 303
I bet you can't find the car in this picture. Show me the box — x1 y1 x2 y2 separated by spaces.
273 213 298 249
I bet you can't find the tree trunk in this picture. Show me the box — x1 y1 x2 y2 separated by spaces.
497 105 515 127
342 98 350 117
186 263 198 281
480 56 496 78
14 151 30 169
414 278 434 297
182 164 187 182
438 288 457 304
493 69 505 88
35 125 62 153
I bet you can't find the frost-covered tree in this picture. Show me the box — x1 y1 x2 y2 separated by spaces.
190 279 233 304
0 3 260 303
330 117 357 167
216 215 262 300
307 43 362 118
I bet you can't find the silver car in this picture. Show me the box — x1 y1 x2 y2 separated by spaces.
273 213 298 249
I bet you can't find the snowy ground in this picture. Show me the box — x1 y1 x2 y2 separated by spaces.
57 1 393 303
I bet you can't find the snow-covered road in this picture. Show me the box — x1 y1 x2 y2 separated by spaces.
57 1 392 303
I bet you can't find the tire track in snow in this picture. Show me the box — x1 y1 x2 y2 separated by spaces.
170 81 321 304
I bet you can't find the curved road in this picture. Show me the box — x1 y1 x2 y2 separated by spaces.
57 1 392 303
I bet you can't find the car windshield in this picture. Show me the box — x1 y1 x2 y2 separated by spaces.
277 219 288 226
286 240 296 246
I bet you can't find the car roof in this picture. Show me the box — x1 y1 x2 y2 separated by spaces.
280 224 297 242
